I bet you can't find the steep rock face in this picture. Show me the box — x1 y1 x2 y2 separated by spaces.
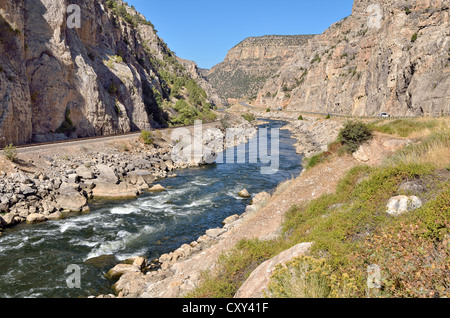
177 57 228 107
0 0 207 146
0 0 32 146
256 0 450 116
207 35 316 100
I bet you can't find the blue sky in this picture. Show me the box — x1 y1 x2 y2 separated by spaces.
127 0 355 69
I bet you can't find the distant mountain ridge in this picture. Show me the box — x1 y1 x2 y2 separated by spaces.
206 0 449 117
207 34 316 100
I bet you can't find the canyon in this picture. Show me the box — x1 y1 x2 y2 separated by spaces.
0 0 220 147
206 0 450 117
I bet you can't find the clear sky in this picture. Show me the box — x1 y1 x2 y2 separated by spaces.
127 0 355 69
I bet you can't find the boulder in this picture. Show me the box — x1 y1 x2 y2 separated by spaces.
55 189 87 212
206 228 227 239
124 170 155 186
26 213 47 224
399 181 426 194
92 182 139 199
386 195 423 216
223 214 239 226
1 213 19 227
47 211 64 221
96 164 118 183
132 257 148 271
234 242 313 298
0 201 9 213
148 184 166 192
238 189 251 198
251 192 271 206
353 145 369 162
76 166 95 180
106 264 140 280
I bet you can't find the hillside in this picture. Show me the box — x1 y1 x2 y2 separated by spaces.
0 0 214 146
206 35 316 100
256 0 450 116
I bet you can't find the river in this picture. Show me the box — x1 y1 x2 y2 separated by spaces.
0 120 303 298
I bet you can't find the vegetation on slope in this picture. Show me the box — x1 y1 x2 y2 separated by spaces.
105 0 216 127
188 118 450 298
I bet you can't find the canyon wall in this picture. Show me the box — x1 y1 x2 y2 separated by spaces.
0 0 209 146
255 0 450 116
207 35 316 100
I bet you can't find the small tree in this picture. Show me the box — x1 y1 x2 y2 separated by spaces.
3 143 18 162
338 121 373 153
140 130 154 145
298 115 304 121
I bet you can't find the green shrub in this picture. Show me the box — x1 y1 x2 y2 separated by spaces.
304 153 325 169
266 108 271 113
139 130 154 145
338 121 373 153
242 113 256 123
325 113 331 119
411 33 418 43
298 115 304 121
3 143 18 162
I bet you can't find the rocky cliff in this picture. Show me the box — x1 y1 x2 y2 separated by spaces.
0 0 211 146
206 35 316 100
256 0 450 116
176 57 228 107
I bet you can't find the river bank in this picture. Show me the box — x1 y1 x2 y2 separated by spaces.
0 115 256 235
96 113 355 298
0 117 303 298
101 110 415 298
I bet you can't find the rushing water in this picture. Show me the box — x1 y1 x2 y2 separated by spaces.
0 120 303 298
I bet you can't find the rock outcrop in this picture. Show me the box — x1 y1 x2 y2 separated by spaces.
177 57 228 107
255 0 450 116
206 35 316 100
0 0 211 146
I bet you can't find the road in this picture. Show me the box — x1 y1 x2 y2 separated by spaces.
3 121 222 155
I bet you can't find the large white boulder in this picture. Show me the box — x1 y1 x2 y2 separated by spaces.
386 195 422 216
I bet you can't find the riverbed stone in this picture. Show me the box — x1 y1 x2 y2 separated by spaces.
92 182 139 199
47 211 63 221
96 164 118 184
148 184 166 192
238 189 251 198
106 264 140 279
76 166 95 180
124 170 155 186
206 228 227 239
26 213 47 224
223 214 239 226
55 189 87 212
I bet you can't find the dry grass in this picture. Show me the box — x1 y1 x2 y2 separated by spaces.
384 129 450 169
369 117 449 139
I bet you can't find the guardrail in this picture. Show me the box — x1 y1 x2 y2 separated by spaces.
239 103 450 120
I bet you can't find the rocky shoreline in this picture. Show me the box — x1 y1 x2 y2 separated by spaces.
97 190 273 298
94 110 346 298
0 117 257 235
